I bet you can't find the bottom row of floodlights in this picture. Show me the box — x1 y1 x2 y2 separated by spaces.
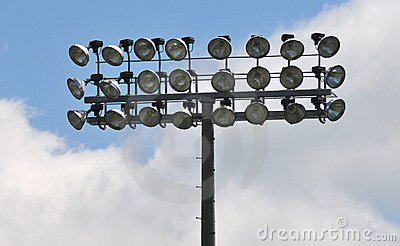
67 99 345 131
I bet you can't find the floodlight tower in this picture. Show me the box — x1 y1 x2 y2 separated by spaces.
66 33 346 246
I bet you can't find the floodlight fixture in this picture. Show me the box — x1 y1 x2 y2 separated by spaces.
102 45 124 66
211 70 235 92
67 110 87 130
138 70 160 93
212 107 235 127
139 107 161 127
104 109 126 130
169 69 192 92
172 111 193 130
100 80 121 99
327 99 345 121
67 77 85 100
69 44 90 66
318 36 340 58
325 65 346 88
280 39 304 61
246 35 270 58
247 66 271 90
280 66 304 89
208 36 232 60
134 38 157 61
165 38 187 61
245 102 269 125
284 103 306 124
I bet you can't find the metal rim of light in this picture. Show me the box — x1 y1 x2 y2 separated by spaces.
67 110 87 130
67 77 85 100
169 69 192 92
327 99 346 122
211 70 235 92
138 70 160 94
284 103 306 124
212 107 235 127
325 65 346 89
100 80 121 99
165 38 187 61
247 66 271 90
172 111 193 130
208 37 232 60
280 66 304 89
318 36 340 58
69 44 89 67
245 36 270 58
102 45 124 66
245 102 269 125
104 109 126 130
280 39 305 61
134 38 156 61
139 107 161 127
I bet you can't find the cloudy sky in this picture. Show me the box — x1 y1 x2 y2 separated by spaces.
0 0 399 245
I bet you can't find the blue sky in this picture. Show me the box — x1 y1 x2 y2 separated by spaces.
0 0 346 149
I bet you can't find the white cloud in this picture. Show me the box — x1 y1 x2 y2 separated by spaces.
0 0 400 245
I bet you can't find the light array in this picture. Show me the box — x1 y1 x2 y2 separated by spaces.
67 33 346 130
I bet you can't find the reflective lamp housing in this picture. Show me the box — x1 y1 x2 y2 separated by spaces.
169 69 192 92
245 102 269 125
246 35 270 58
247 66 270 90
67 77 85 100
325 65 346 89
134 38 156 61
102 45 124 66
139 107 161 127
104 109 126 130
211 70 235 92
208 36 232 60
100 80 121 99
212 107 235 127
280 66 304 89
67 110 87 130
138 70 160 93
318 36 340 58
69 44 89 67
280 39 304 61
172 111 193 130
327 99 345 121
165 38 187 61
284 103 306 124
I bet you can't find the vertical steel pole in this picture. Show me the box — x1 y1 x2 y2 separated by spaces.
201 100 215 246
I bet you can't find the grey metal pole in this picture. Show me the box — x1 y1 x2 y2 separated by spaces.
201 100 215 246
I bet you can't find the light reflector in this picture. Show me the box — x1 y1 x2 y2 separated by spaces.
280 40 304 61
325 65 346 89
138 70 160 94
172 111 193 130
208 37 232 60
67 110 87 130
169 69 191 92
165 38 187 61
211 70 235 92
327 99 345 121
246 36 270 58
247 66 271 90
318 36 340 58
139 107 161 127
67 77 85 100
280 66 303 89
245 103 269 125
69 44 89 66
102 45 124 66
100 80 121 99
134 38 156 61
104 109 126 130
212 107 235 127
284 103 306 124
